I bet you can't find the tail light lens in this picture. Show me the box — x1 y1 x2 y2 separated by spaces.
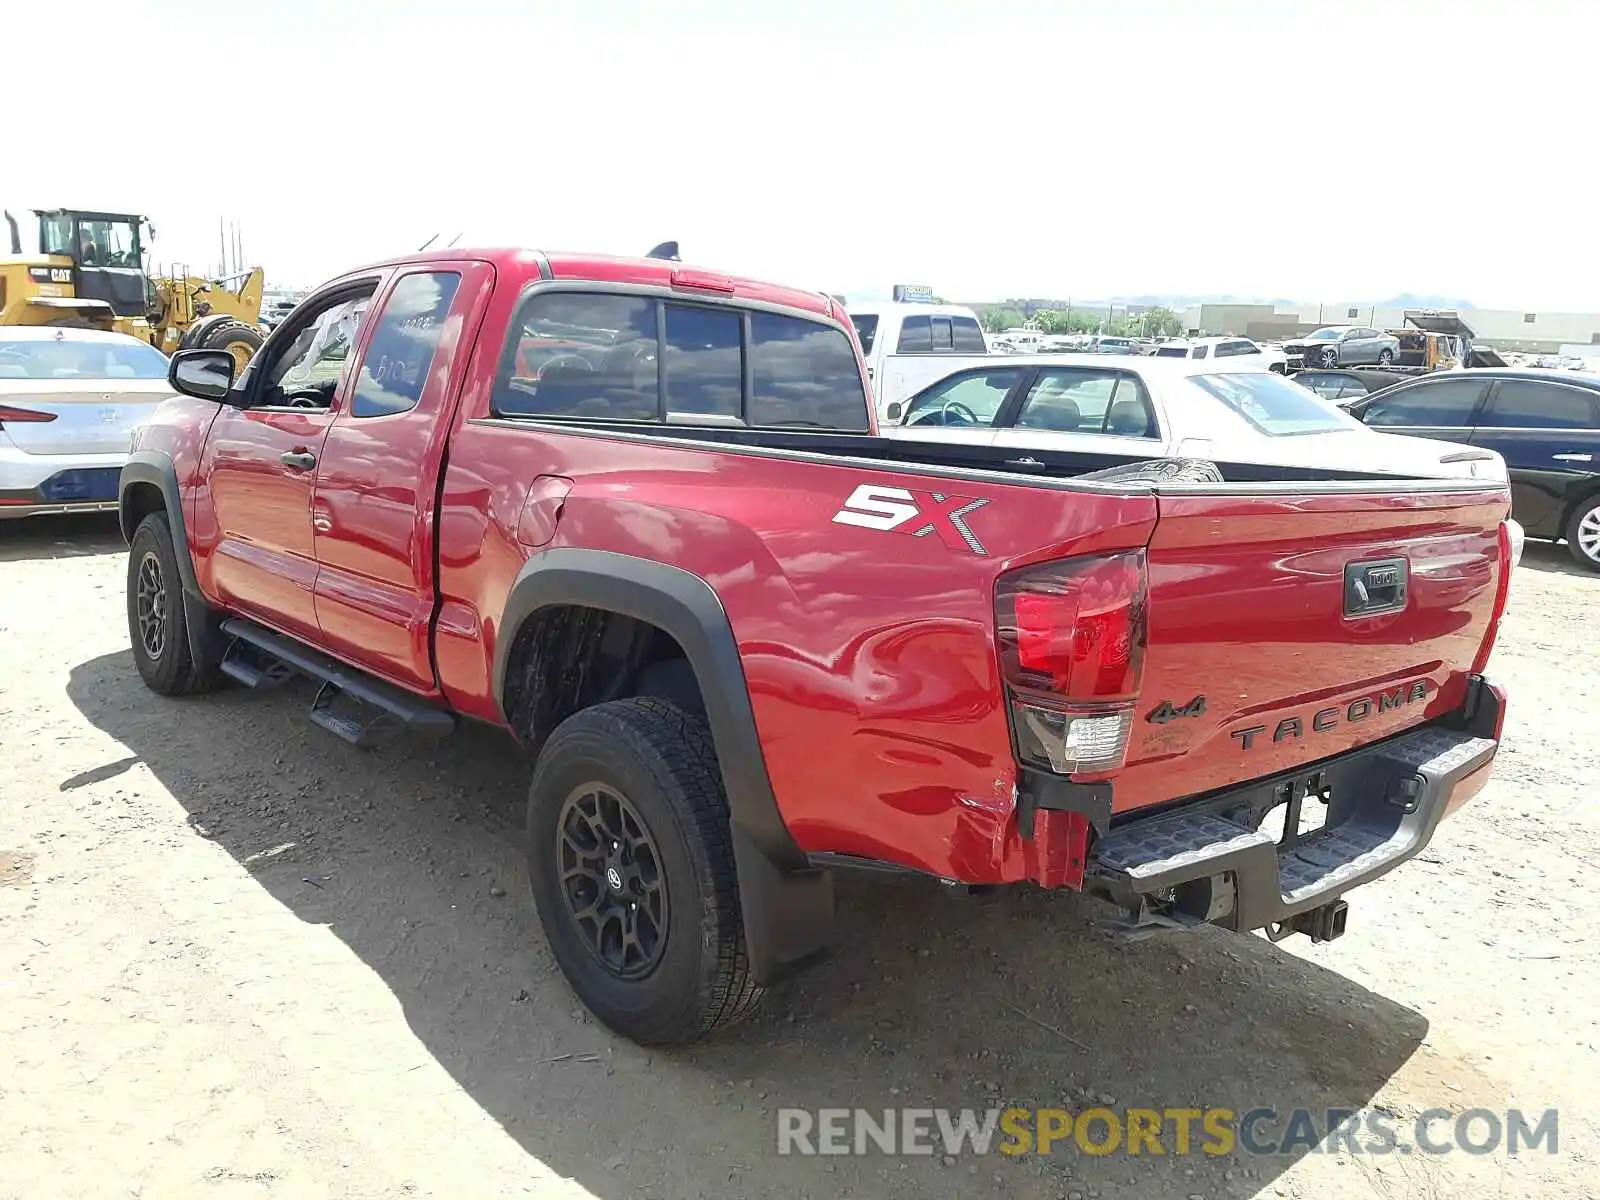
996 550 1148 774
1470 521 1514 675
0 405 59 427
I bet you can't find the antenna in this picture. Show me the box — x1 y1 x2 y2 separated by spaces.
417 233 438 251
219 216 227 276
646 241 680 261
446 232 463 248
233 220 244 273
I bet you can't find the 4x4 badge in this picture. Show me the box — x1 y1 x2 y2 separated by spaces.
1147 695 1206 724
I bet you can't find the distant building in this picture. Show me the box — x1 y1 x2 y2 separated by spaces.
1179 301 1600 352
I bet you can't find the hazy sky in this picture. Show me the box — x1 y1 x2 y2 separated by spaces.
10 0 1596 307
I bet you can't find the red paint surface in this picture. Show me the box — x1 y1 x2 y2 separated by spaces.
131 247 1509 886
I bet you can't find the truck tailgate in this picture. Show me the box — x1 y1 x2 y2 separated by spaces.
1115 485 1510 814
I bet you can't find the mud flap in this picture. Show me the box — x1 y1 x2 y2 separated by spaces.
732 826 834 984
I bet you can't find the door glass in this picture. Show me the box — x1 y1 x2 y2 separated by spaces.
1481 380 1600 429
262 292 375 408
1363 379 1486 427
350 272 462 417
1016 369 1121 432
901 369 1022 427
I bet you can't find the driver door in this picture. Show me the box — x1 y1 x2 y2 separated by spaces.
199 284 377 642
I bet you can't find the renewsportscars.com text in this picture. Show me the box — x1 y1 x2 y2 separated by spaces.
776 1106 1559 1158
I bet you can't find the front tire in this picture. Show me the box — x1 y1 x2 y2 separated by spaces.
1319 346 1340 367
1565 496 1600 572
526 698 762 1044
126 513 224 695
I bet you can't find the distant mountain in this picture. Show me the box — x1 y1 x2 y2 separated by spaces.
1371 293 1478 310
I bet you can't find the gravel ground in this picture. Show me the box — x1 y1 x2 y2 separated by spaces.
1 514 1596 1200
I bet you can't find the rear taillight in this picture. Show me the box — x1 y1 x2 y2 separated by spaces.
1470 521 1514 675
996 550 1148 774
0 405 58 427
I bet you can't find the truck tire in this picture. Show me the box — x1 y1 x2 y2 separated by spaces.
127 513 224 696
200 320 266 373
525 697 762 1044
1564 495 1600 572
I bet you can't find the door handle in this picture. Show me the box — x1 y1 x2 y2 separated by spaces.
1553 453 1594 463
280 450 317 470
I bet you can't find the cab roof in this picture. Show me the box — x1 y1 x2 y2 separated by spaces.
350 247 838 320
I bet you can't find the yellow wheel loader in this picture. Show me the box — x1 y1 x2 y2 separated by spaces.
2 208 265 372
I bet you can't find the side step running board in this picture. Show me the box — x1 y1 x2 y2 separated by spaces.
220 618 456 747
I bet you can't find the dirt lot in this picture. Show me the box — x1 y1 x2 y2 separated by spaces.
2 514 1597 1200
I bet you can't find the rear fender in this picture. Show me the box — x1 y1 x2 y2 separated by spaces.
494 547 833 984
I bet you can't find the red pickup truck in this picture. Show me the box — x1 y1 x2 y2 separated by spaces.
119 247 1512 1045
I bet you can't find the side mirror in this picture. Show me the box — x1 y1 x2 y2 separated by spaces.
884 401 904 423
168 349 240 404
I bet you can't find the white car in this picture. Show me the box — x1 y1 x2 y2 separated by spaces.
0 327 175 519
1152 335 1288 373
880 353 1509 484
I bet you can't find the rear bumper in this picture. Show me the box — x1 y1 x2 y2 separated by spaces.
0 446 125 518
1084 678 1503 935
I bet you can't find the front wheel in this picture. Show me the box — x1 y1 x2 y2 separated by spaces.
1565 496 1600 572
1319 346 1339 367
526 698 762 1044
126 513 224 695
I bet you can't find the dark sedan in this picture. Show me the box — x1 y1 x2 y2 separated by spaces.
1291 367 1411 401
1343 369 1600 570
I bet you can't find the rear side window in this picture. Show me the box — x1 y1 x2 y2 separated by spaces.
1191 343 1210 360
749 312 869 430
1481 380 1600 429
494 293 868 429
1362 378 1486 428
350 271 461 417
1154 345 1189 358
850 314 879 355
1215 340 1258 357
1015 369 1155 437
952 317 987 352
897 314 932 353
495 293 659 420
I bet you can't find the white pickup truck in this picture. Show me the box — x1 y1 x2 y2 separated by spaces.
845 298 989 417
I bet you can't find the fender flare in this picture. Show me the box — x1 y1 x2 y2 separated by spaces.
494 547 833 983
119 452 225 667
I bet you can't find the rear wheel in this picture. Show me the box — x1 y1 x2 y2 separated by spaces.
1378 348 1395 365
526 698 761 1044
127 513 224 695
1565 496 1600 572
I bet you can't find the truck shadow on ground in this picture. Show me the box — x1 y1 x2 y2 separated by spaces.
69 650 1428 1200
0 512 123 564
